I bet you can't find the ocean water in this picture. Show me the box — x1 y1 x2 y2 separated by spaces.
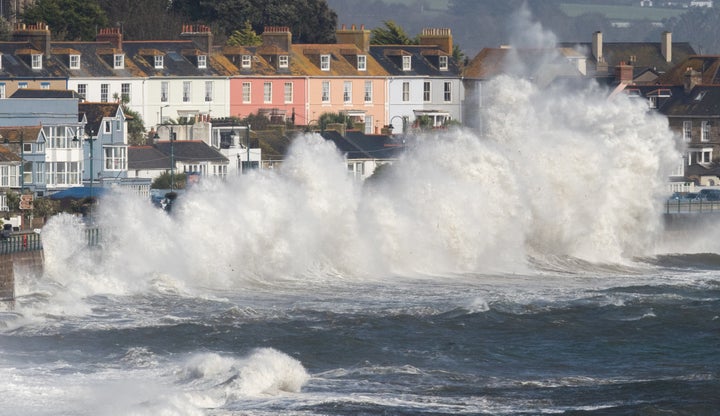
1 75 719 415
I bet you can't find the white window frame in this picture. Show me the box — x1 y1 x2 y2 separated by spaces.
683 120 692 142
31 54 42 69
322 81 330 103
154 55 164 69
402 82 410 102
241 55 251 68
364 81 372 103
161 81 169 102
18 82 28 89
77 84 86 99
0 83 5 99
402 55 411 71
263 82 272 103
104 146 127 171
69 54 80 69
279 55 289 68
320 54 331 71
183 81 191 102
701 120 711 142
121 83 131 102
197 55 207 69
439 55 448 71
423 81 431 102
444 81 452 102
343 81 352 103
284 82 293 103
242 82 251 103
357 55 367 71
114 54 124 69
100 83 109 102
40 82 50 90
205 81 213 102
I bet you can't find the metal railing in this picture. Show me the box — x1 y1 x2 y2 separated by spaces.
0 232 43 255
665 199 720 214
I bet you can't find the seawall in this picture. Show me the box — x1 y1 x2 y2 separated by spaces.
0 250 44 301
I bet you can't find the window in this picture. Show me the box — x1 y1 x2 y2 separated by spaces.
104 120 112 133
357 55 366 71
121 83 131 102
322 81 330 103
41 82 50 90
198 55 207 69
320 54 331 71
69 54 80 69
279 55 289 68
77 84 86 99
161 81 169 102
0 83 5 99
284 82 293 103
263 82 272 103
364 81 372 103
104 147 127 171
205 81 213 102
402 55 411 71
101 83 109 102
439 55 448 70
343 81 352 103
702 120 711 142
683 120 692 142
423 81 431 102
31 54 42 69
114 54 124 69
241 55 251 68
183 81 191 102
46 162 80 186
402 82 410 102
242 82 251 103
444 81 452 102
18 82 28 89
154 55 164 69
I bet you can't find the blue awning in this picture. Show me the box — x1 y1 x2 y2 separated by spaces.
49 187 108 200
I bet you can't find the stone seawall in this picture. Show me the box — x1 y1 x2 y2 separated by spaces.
0 251 44 301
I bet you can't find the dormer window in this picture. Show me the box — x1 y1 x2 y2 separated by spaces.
357 55 367 71
402 55 411 71
241 55 251 68
320 54 330 71
197 55 207 69
279 55 289 68
69 54 80 69
439 55 448 71
114 54 124 69
154 55 164 69
31 54 42 69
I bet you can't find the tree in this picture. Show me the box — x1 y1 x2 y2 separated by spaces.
22 0 108 41
371 20 417 45
98 0 185 40
227 21 262 46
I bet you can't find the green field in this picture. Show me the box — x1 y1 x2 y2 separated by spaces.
560 3 686 20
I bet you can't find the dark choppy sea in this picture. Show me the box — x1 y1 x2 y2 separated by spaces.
1 255 718 415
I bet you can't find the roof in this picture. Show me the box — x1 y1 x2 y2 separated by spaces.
9 89 81 99
369 45 461 77
78 102 122 134
129 140 228 170
463 48 583 81
654 55 720 84
321 130 404 160
48 186 109 200
557 40 696 74
0 145 20 163
659 85 720 117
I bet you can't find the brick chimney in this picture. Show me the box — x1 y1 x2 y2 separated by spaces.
419 28 452 54
336 24 371 52
180 24 213 54
615 61 633 84
261 26 292 51
684 67 701 93
661 31 672 63
12 22 51 56
96 27 122 49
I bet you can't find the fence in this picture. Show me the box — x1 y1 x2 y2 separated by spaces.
665 199 720 214
0 232 43 255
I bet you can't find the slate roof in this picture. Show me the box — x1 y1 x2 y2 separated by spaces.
654 55 720 85
463 48 583 80
321 130 404 160
659 85 720 117
124 40 235 77
51 41 144 78
10 89 81 99
128 145 170 170
0 145 21 163
557 40 696 74
78 102 122 134
154 140 228 164
369 45 460 77
0 126 42 144
0 42 67 79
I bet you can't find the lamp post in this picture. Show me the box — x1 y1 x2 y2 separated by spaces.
73 127 97 199
170 127 175 190
246 123 251 173
159 104 169 128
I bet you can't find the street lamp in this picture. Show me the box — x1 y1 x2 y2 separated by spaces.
159 104 169 127
246 123 251 173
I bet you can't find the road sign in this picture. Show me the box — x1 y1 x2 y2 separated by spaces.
19 194 33 210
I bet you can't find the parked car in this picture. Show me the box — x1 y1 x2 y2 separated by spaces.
696 189 720 201
668 192 699 201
